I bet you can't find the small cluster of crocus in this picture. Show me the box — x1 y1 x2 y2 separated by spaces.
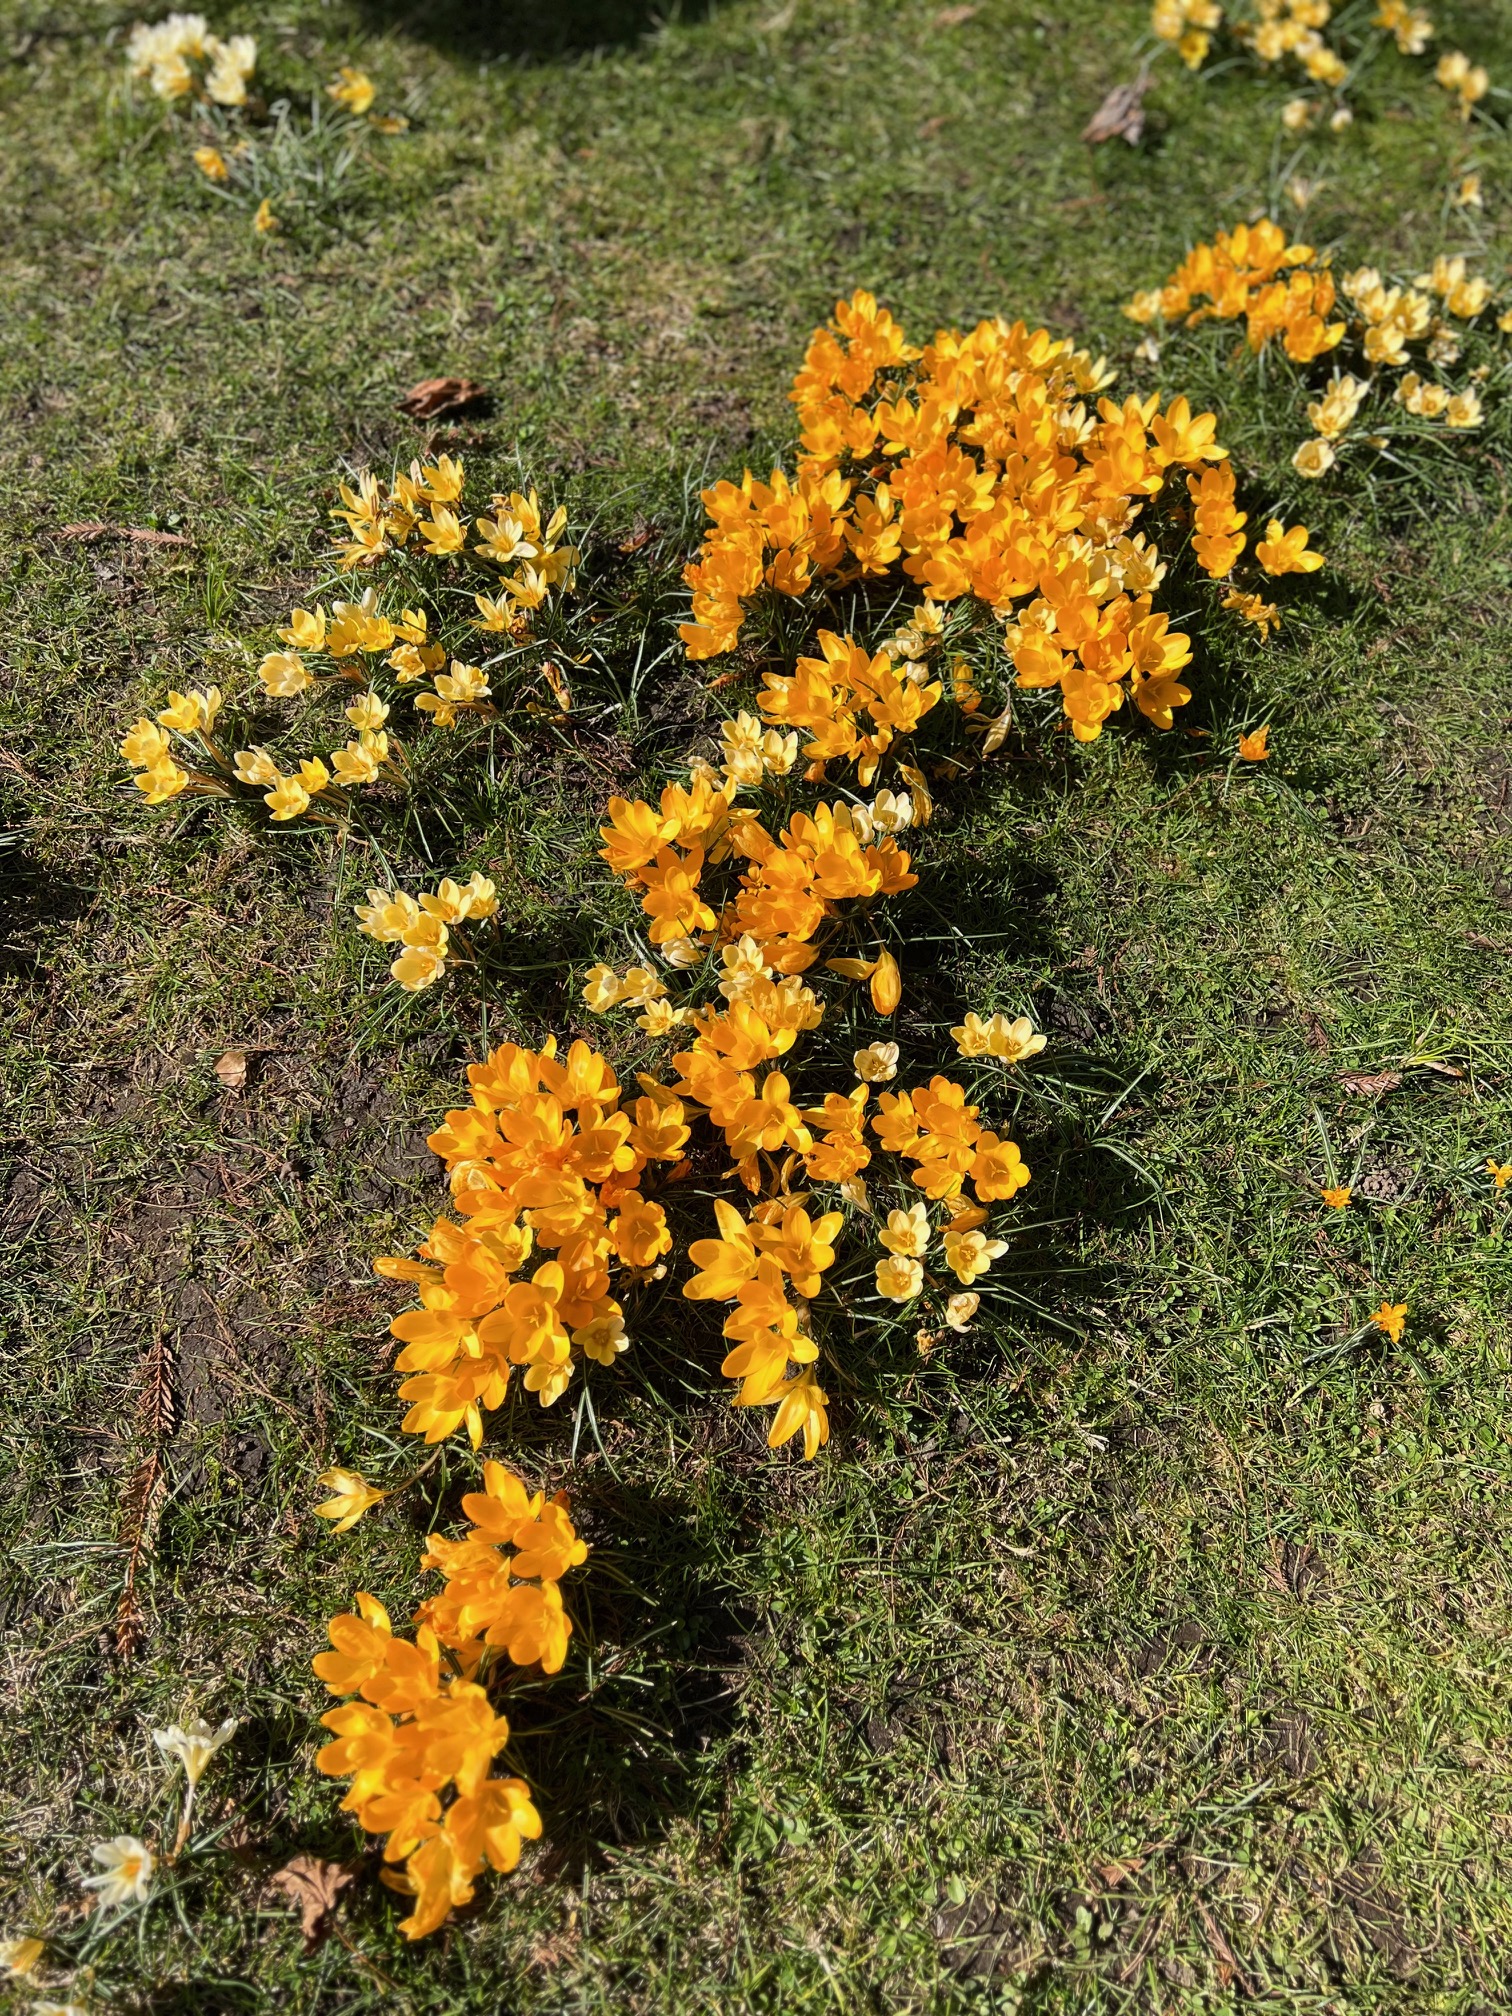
191 67 407 200
1124 218 1344 362
127 19 407 236
126 13 257 104
118 460 574 823
355 874 499 990
1147 0 1490 134
678 289 1253 743
313 1464 587 1938
1127 223 1504 487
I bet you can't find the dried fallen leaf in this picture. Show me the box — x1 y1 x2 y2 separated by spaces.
1338 1069 1403 1097
917 113 949 139
214 1049 248 1091
933 3 977 23
270 1855 354 1951
1082 71 1154 145
617 524 658 555
1096 1857 1146 1887
396 375 489 420
59 521 193 547
1409 1057 1465 1079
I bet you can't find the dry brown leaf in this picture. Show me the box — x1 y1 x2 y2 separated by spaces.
396 375 489 420
271 1856 354 1951
917 113 949 139
1411 1057 1465 1079
933 3 977 23
214 1049 248 1091
618 524 658 555
1096 1857 1145 1887
1082 72 1154 145
59 520 193 547
1338 1069 1403 1097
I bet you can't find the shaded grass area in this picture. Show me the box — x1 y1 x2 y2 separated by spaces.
4 0 1512 2008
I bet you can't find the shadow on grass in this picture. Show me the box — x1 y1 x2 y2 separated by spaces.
355 0 714 62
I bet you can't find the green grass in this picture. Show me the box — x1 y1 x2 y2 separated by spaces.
6 0 1512 2008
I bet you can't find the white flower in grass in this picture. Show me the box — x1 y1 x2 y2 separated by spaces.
82 1835 154 1910
153 1716 238 1788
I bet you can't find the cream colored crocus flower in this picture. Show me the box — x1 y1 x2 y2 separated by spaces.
154 688 210 734
313 1467 387 1533
434 661 491 705
582 964 621 1013
391 940 447 990
879 1203 930 1258
194 145 229 181
83 1836 154 1911
853 1041 899 1083
1292 437 1336 478
1446 387 1484 428
952 1012 994 1058
869 788 914 832
618 965 667 1006
943 1226 1008 1285
328 739 379 786
575 1307 628 1365
986 1014 1046 1064
135 757 189 804
345 692 389 732
638 997 687 1036
459 873 498 918
659 935 704 969
122 718 170 767
232 746 280 788
258 650 313 697
875 1254 923 1301
944 1291 980 1331
419 879 475 925
1306 372 1366 441
279 606 326 651
355 890 421 941
719 934 770 1000
264 774 310 821
152 1714 238 1788
761 728 799 775
0 1937 43 1978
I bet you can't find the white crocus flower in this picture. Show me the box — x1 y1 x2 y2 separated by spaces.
153 1716 237 1788
82 1835 154 1910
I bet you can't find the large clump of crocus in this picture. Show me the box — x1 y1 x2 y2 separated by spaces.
678 289 1257 742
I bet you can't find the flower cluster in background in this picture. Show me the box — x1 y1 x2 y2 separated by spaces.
1127 221 1508 486
1147 0 1493 134
125 15 409 232
126 12 256 104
